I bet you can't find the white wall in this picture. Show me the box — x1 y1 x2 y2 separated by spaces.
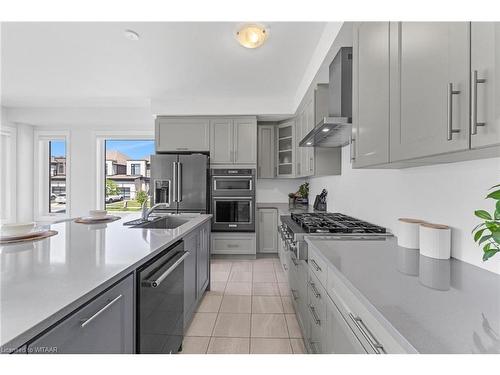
256 178 306 203
308 146 500 274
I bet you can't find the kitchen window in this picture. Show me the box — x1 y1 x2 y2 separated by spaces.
102 138 154 212
34 131 70 220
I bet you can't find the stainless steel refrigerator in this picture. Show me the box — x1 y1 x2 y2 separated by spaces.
150 154 209 214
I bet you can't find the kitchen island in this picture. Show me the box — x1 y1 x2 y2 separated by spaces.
0 213 212 353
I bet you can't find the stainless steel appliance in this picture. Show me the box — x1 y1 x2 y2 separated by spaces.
211 169 255 232
279 212 391 260
299 47 353 147
136 240 189 354
150 153 209 214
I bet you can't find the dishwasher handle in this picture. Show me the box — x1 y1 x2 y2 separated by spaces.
142 251 190 288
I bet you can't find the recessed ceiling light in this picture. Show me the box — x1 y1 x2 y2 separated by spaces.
124 29 140 41
235 24 269 49
306 142 312 145
322 128 330 132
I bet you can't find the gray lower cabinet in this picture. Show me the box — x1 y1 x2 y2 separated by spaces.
184 222 211 328
257 208 278 253
184 229 199 328
27 274 134 354
389 22 470 161
211 232 256 255
257 125 275 178
352 22 390 167
470 22 500 149
197 221 210 296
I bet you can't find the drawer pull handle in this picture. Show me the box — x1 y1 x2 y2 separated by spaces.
308 281 321 299
308 304 321 326
310 259 322 272
226 244 239 248
348 313 385 354
80 294 123 328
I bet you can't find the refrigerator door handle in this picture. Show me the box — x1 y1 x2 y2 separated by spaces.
172 162 178 202
177 162 183 202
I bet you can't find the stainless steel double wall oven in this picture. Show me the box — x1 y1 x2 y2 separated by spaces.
210 169 255 232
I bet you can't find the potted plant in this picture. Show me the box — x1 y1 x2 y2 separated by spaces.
472 184 500 261
288 183 309 206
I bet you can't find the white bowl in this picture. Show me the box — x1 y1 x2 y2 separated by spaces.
1 222 36 237
89 210 108 219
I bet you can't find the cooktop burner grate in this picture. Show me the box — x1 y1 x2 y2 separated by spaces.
290 212 387 234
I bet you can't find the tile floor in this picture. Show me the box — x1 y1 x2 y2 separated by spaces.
181 256 307 354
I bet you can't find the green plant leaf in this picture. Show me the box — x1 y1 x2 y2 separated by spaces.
483 249 499 261
485 221 500 232
489 184 500 190
475 210 492 220
486 189 500 200
492 231 500 245
471 222 486 234
474 228 485 242
479 235 492 245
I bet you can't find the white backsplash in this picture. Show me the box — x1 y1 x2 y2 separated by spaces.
256 178 306 203
308 146 500 275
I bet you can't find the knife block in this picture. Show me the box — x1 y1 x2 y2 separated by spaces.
313 195 327 211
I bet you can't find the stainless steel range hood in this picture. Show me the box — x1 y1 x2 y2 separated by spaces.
299 47 352 148
299 116 351 147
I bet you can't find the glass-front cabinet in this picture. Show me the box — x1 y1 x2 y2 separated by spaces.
277 120 295 177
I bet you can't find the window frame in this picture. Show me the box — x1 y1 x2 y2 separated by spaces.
34 130 71 221
94 131 154 210
0 125 17 223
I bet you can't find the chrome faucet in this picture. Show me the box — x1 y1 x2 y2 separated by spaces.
141 190 170 221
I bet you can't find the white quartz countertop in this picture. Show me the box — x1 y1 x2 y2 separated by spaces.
306 237 500 354
0 213 212 351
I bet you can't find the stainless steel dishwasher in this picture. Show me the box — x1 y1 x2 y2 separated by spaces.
136 240 189 354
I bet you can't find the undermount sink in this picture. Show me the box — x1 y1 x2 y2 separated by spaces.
131 216 191 229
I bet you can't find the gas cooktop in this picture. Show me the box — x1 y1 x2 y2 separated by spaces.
290 212 387 234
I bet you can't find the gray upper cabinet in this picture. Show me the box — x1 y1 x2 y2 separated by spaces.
234 118 257 164
389 22 470 161
257 208 278 253
210 119 233 164
28 275 134 354
156 117 210 152
470 22 500 149
209 117 257 166
352 22 390 167
277 120 296 177
257 125 275 178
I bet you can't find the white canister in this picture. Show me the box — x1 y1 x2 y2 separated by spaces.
419 223 451 260
397 218 427 249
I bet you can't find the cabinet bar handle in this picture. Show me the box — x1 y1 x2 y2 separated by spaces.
310 259 322 272
350 137 356 161
447 83 461 141
348 313 385 354
308 281 321 298
471 70 486 135
80 294 123 328
308 304 321 325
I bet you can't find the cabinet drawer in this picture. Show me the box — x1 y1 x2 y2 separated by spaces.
327 265 412 354
28 274 134 354
308 247 327 287
307 271 326 323
211 233 256 255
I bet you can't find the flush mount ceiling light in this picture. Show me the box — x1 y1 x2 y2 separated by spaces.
124 29 140 41
235 24 269 49
322 128 330 132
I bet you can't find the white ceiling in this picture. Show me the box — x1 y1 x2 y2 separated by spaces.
1 22 338 115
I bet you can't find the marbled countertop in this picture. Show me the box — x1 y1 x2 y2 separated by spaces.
306 236 500 354
0 213 212 351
